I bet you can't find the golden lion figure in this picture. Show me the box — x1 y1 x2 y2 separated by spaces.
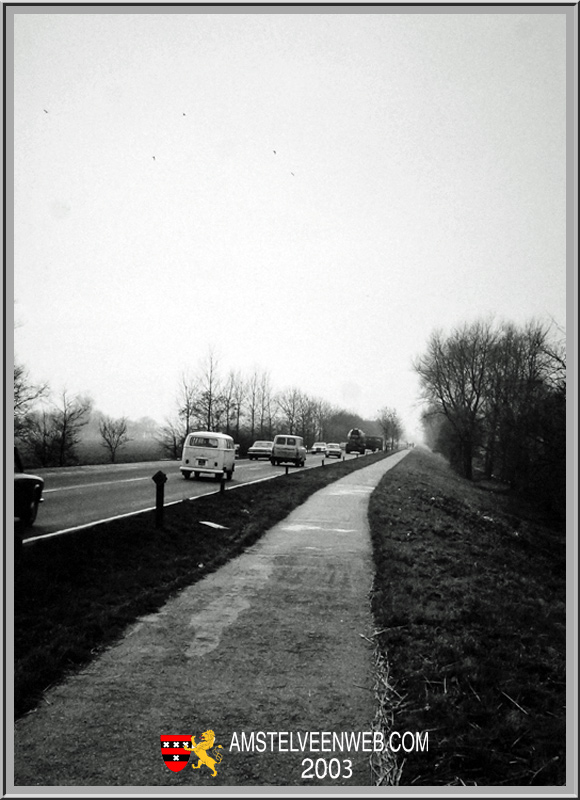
184 730 223 777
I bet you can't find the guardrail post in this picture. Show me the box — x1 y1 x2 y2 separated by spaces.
152 470 167 528
285 465 289 475
220 471 226 494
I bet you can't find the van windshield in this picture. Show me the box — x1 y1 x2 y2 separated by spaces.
189 436 219 448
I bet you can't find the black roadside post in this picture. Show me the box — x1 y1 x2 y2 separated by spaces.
152 470 167 528
220 470 226 494
285 465 289 476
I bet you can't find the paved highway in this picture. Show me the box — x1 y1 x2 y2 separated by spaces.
23 453 361 541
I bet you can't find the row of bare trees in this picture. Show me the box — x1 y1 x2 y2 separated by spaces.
15 362 130 465
157 351 384 458
14 349 401 465
377 406 405 450
414 318 566 515
14 378 94 467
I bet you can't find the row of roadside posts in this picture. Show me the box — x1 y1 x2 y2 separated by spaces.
152 452 351 528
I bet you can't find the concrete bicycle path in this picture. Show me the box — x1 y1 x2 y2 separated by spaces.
12 450 409 790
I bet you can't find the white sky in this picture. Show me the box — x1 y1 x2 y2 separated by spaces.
11 8 569 440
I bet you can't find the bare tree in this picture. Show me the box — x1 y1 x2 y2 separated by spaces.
193 350 222 430
14 361 49 439
378 406 404 450
297 392 318 443
224 368 253 438
276 387 302 433
232 372 246 438
485 320 562 493
25 390 92 466
157 416 185 460
414 320 496 478
246 369 260 439
99 415 130 463
25 408 59 466
313 399 333 441
51 390 93 466
176 372 199 437
258 370 274 438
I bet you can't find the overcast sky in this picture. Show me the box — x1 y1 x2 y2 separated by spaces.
11 8 569 440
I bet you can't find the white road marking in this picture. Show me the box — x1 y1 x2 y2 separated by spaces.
44 476 150 493
21 505 163 541
199 521 228 529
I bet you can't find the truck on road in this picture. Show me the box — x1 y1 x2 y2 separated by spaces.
345 428 366 455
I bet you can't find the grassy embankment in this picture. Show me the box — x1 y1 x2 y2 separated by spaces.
368 448 566 787
14 448 566 786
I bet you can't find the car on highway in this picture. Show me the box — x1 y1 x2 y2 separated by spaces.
14 447 44 526
311 442 329 456
271 434 306 467
180 431 235 481
326 443 342 459
247 440 274 460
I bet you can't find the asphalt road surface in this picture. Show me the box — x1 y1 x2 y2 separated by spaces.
24 453 361 540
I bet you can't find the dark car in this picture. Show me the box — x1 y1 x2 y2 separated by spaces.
14 447 44 526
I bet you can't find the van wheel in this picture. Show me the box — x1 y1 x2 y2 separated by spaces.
194 472 200 479
183 472 190 480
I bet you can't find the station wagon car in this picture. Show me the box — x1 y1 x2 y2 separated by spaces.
271 434 307 467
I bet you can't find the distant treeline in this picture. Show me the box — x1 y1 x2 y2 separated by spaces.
14 351 403 467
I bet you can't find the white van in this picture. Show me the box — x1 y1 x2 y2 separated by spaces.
180 431 235 481
271 434 307 467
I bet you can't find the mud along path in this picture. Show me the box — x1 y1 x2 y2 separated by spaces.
12 451 409 790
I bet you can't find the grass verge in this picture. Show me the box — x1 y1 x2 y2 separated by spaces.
14 452 389 720
368 448 566 786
